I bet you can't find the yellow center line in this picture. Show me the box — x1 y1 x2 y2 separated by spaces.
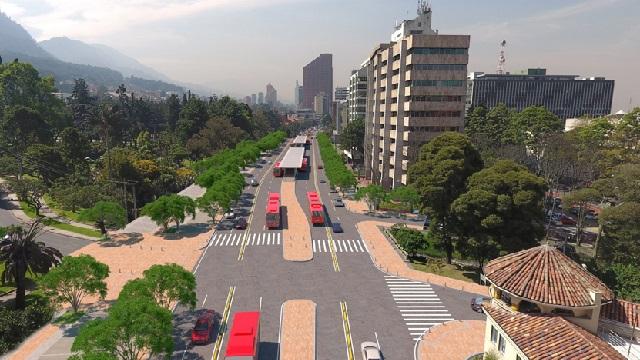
211 286 236 360
340 301 355 360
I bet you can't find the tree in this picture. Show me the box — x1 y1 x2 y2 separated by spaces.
340 117 365 160
389 185 420 212
39 255 109 313
598 202 640 266
186 117 247 158
451 160 546 269
118 264 196 310
141 194 196 231
24 144 68 185
408 132 484 264
465 104 512 145
562 188 601 245
505 106 563 160
355 185 387 212
79 201 127 235
0 220 62 309
390 224 425 259
9 177 47 216
176 97 208 142
71 297 173 360
601 263 640 302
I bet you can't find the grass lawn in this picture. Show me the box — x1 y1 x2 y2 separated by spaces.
54 310 85 325
42 194 89 225
410 259 481 283
19 202 101 238
0 262 40 295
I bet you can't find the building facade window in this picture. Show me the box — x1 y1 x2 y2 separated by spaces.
409 111 461 118
407 95 463 102
490 325 498 343
408 64 466 71
408 47 467 55
498 335 505 353
410 80 465 87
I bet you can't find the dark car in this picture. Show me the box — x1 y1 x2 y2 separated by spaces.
560 214 577 226
191 310 217 345
319 179 327 183
317 164 324 169
235 217 248 230
422 216 431 230
332 222 343 233
471 297 487 313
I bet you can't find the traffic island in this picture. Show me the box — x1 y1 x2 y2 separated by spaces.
417 320 485 360
356 220 489 295
281 180 313 261
279 300 316 360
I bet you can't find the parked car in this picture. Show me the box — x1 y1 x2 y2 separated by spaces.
191 310 218 345
560 215 577 226
235 217 248 230
317 164 324 169
250 179 259 187
333 198 345 207
423 216 431 230
224 211 235 220
332 222 343 233
319 179 327 183
585 211 598 221
471 297 488 313
360 342 382 360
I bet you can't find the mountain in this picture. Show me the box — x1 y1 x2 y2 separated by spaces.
39 37 170 82
0 11 52 59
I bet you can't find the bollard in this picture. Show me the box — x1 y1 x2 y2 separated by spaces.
119 268 121 273
150 246 152 251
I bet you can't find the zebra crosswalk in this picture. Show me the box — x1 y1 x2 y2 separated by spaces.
385 275 454 340
208 232 281 247
312 239 367 253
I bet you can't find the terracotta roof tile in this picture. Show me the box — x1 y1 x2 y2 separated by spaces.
484 245 613 307
601 299 640 328
485 304 625 360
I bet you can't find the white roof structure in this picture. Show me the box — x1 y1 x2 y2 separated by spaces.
292 135 307 146
280 147 306 169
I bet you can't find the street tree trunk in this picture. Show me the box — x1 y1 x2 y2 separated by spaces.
14 262 27 310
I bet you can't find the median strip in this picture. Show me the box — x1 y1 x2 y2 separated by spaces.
211 286 236 360
326 228 340 272
340 301 355 360
280 300 316 360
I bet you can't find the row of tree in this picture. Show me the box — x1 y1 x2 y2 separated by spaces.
316 132 357 190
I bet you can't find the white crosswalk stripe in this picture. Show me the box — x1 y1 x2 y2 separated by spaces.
208 232 282 248
310 239 368 253
385 275 454 340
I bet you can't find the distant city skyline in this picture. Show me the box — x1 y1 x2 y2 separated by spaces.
1 0 638 110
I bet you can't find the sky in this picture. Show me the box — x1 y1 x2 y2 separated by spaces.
1 0 638 111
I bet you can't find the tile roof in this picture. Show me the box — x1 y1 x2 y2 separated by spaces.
601 299 640 328
484 245 613 307
485 304 625 360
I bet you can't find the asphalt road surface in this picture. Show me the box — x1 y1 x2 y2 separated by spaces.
172 138 484 360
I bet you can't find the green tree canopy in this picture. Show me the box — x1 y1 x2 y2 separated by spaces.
408 132 483 263
355 184 388 212
598 202 640 266
562 188 601 245
141 194 196 231
79 201 127 235
9 177 47 216
340 117 365 156
389 185 420 212
40 255 109 313
119 263 196 310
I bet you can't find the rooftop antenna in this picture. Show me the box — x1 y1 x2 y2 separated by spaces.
417 0 431 15
496 40 507 75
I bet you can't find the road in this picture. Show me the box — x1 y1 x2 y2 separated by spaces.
172 137 484 360
0 192 90 255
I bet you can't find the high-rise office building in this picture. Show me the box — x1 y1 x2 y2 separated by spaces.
258 92 264 105
335 87 348 101
294 81 303 108
313 92 328 116
467 69 615 119
244 96 251 105
251 94 257 105
265 83 278 106
364 2 469 189
348 64 368 123
303 54 333 113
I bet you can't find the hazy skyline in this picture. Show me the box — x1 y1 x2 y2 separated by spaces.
1 0 638 111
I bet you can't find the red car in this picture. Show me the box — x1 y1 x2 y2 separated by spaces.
191 310 218 345
560 215 577 226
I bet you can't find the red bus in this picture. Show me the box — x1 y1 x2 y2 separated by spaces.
306 191 324 225
266 192 280 229
224 311 260 360
273 162 283 177
299 157 308 172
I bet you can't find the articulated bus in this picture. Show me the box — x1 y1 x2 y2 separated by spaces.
273 162 284 177
265 193 281 229
306 191 324 225
224 311 260 360
299 157 308 172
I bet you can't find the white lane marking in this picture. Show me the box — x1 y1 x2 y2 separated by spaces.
356 239 364 252
347 240 354 252
322 240 327 252
235 234 242 246
336 240 343 252
202 293 208 306
267 233 271 245
261 233 266 245
217 234 226 246
225 234 234 246
391 290 435 293
398 305 446 308
313 240 316 252
399 309 449 312
277 232 281 245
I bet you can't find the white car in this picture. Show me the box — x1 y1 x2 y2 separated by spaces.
360 342 382 360
223 211 235 220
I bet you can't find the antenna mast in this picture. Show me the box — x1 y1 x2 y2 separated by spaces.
497 40 507 75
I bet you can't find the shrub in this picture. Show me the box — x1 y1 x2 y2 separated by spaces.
0 295 54 355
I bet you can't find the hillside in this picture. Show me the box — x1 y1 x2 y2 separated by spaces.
0 11 52 59
40 37 169 81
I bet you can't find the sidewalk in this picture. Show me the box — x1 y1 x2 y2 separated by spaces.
356 220 488 296
417 320 485 360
